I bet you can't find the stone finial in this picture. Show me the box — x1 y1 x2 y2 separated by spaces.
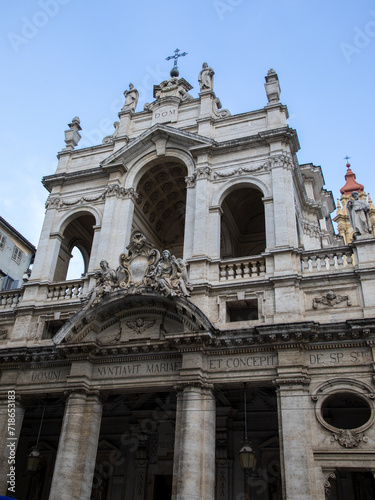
64 116 82 151
264 68 281 104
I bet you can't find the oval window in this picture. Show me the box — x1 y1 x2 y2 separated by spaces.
322 392 371 429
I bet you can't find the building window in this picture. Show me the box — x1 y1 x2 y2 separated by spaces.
12 246 22 264
0 233 5 250
227 299 258 322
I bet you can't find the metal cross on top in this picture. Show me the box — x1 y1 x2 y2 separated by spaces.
344 155 351 162
166 48 188 77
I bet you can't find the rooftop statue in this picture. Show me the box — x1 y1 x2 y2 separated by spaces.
347 191 372 239
122 83 139 112
198 62 214 91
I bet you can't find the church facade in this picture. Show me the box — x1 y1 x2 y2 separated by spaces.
1 62 375 500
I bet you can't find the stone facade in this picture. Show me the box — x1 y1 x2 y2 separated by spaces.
1 65 375 500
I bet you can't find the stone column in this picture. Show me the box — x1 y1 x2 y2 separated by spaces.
0 396 25 495
173 385 216 500
275 377 323 500
49 391 103 500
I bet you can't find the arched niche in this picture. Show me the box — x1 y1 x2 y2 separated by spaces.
53 212 96 281
132 159 188 258
220 186 266 258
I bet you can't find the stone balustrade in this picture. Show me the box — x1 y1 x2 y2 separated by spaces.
47 280 84 301
301 247 354 274
219 256 266 281
0 290 23 309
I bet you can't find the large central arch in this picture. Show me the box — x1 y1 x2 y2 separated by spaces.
132 159 188 258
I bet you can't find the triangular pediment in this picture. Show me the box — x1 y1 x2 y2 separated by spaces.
101 124 213 169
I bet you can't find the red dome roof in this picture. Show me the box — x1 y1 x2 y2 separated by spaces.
340 163 364 195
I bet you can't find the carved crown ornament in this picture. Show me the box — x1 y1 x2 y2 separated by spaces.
311 379 375 448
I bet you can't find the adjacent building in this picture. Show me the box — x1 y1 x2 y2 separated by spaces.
1 62 375 500
0 216 35 292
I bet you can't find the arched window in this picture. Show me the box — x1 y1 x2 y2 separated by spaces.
54 213 96 281
66 246 85 280
132 161 188 258
221 186 265 258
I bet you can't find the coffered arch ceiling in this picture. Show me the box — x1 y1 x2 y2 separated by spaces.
133 161 188 258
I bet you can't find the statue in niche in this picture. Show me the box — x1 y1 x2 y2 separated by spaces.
122 83 139 112
198 62 214 91
85 260 118 307
152 250 192 297
347 191 372 238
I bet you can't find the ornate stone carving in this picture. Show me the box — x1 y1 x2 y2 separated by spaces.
153 78 193 101
122 83 139 112
84 260 118 308
213 98 231 118
185 175 196 188
269 154 294 169
198 62 214 91
313 291 351 309
0 329 7 340
195 166 212 179
105 185 138 201
84 233 193 307
126 318 155 335
102 121 120 144
45 186 138 210
331 429 368 448
323 471 336 495
347 191 372 238
213 161 269 179
152 250 192 297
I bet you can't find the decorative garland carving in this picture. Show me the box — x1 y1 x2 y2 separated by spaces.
313 291 351 309
212 154 293 180
213 162 269 179
45 186 139 210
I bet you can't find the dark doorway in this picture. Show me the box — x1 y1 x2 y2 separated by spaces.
328 470 375 500
153 475 172 500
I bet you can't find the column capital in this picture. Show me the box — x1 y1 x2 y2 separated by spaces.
174 381 214 392
273 376 311 389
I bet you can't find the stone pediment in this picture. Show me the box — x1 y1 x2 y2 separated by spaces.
53 292 216 346
101 124 213 169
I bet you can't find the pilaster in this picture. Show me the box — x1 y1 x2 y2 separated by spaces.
49 390 104 500
173 384 216 500
274 375 322 500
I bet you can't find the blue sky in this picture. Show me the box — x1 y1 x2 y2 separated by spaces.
1 0 375 248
